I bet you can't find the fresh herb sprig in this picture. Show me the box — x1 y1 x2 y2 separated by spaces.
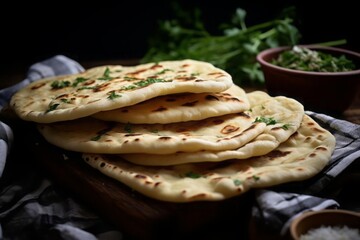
97 67 114 80
254 116 277 125
141 6 300 86
254 116 291 130
121 78 171 90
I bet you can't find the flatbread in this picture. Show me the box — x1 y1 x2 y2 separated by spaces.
82 114 336 202
121 91 304 165
37 113 266 154
10 59 233 123
92 84 250 124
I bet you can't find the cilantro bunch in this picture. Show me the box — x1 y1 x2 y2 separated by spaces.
141 7 301 86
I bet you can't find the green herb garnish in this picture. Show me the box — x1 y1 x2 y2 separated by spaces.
190 72 200 77
121 78 171 90
254 117 291 130
233 179 242 186
90 125 114 141
78 86 97 90
97 67 114 80
272 46 356 72
281 123 291 130
135 78 170 87
156 68 173 75
107 91 121 100
124 76 139 81
72 77 88 87
121 85 137 91
90 135 102 141
51 80 70 89
45 103 60 113
254 116 277 125
185 171 202 179
60 99 71 104
252 175 260 181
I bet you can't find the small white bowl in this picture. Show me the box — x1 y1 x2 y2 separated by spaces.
290 209 360 240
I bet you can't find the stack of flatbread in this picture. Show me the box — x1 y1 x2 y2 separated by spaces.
10 59 336 202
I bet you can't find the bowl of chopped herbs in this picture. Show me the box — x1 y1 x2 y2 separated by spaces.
257 45 360 114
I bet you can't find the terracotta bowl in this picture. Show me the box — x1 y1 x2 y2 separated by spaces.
290 209 360 240
256 45 360 115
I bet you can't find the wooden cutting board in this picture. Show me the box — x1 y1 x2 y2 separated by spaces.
10 117 255 240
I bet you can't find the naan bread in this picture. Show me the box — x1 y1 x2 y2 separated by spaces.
92 84 250 124
37 113 266 154
10 59 233 123
82 115 336 202
121 91 304 165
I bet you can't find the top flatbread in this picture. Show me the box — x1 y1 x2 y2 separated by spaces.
92 84 250 124
10 59 233 123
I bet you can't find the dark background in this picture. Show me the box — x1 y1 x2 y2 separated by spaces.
0 0 359 79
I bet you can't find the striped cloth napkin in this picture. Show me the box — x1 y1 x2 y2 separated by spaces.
252 111 360 235
0 56 122 240
0 55 359 239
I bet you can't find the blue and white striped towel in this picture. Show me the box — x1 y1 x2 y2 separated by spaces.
0 55 122 240
0 55 359 239
253 111 360 235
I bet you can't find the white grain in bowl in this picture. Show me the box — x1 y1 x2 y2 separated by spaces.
299 225 360 240
290 209 360 240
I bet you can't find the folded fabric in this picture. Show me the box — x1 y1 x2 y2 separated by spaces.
0 55 359 239
0 55 84 178
0 55 84 111
252 111 360 235
252 190 339 235
0 55 122 240
0 121 13 177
